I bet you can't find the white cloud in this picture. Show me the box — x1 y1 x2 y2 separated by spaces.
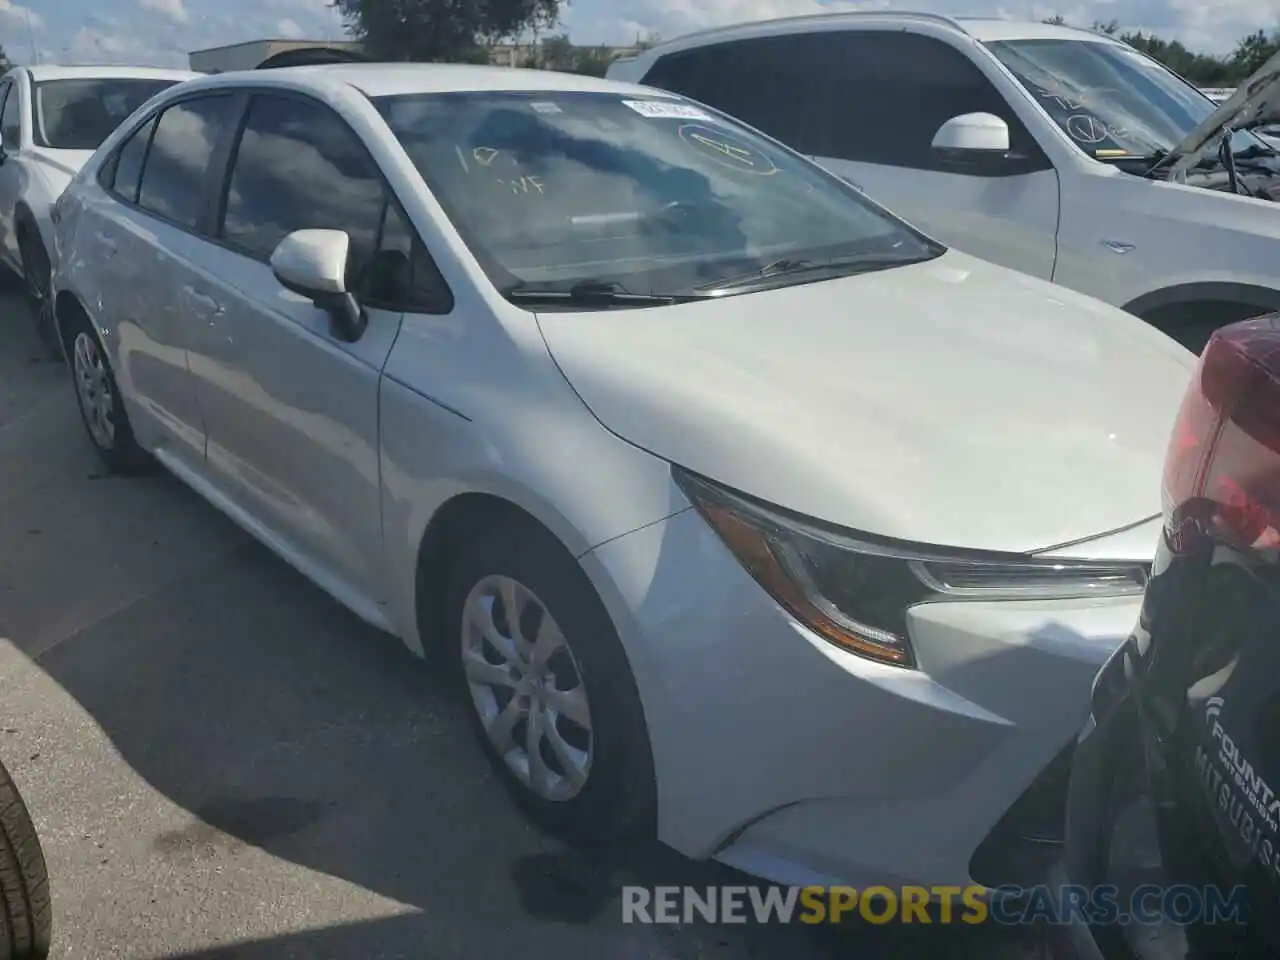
138 0 188 24
277 17 305 38
0 0 42 31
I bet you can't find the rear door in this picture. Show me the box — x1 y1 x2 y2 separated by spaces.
89 92 243 462
643 31 1061 280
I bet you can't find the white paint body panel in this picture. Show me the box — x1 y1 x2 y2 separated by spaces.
52 62 1190 889
0 65 197 278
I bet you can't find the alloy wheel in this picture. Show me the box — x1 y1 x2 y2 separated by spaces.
72 332 116 450
460 574 594 801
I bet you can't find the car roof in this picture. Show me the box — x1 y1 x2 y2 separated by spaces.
627 11 1119 60
23 65 202 84
179 63 671 100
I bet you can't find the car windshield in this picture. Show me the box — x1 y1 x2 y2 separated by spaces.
34 78 178 150
374 91 942 300
985 38 1269 161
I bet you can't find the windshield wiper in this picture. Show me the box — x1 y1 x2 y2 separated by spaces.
698 251 929 292
503 280 705 307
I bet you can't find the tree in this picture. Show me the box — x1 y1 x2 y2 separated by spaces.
1039 16 1264 85
337 0 559 62
1231 29 1280 78
531 33 618 76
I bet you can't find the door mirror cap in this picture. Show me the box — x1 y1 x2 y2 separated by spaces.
931 112 1011 154
271 228 349 298
270 228 367 343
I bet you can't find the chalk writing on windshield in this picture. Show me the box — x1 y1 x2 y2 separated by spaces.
677 123 778 176
1065 114 1109 144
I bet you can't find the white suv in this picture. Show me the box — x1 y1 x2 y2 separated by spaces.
610 14 1280 351
0 65 196 354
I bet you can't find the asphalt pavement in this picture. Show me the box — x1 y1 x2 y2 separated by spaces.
0 283 1044 959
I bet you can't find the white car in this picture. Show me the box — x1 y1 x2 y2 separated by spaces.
52 63 1193 891
610 15 1280 352
0 65 196 353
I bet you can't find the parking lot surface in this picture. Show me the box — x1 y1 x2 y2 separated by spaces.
0 288 1040 959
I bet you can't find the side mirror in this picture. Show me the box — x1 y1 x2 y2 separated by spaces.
931 113 1013 171
270 228 366 342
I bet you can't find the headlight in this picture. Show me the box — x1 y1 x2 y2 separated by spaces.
674 468 1150 669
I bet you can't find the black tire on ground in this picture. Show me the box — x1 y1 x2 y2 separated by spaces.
16 228 61 361
64 310 153 475
0 759 51 960
443 521 657 845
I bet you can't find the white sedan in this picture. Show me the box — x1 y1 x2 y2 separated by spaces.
51 63 1193 891
0 64 196 354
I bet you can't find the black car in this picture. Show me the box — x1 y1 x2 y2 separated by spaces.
1055 315 1280 959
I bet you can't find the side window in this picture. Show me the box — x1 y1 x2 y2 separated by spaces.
803 32 1045 172
640 40 818 149
646 32 1047 175
103 117 157 204
219 94 384 279
365 201 452 314
137 95 239 230
1 81 20 152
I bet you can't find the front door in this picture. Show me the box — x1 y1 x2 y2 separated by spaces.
642 29 1061 280
186 92 402 601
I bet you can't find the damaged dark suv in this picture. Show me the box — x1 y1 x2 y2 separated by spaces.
1056 316 1280 959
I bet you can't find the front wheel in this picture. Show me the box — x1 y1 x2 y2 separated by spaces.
0 759 51 960
444 523 656 844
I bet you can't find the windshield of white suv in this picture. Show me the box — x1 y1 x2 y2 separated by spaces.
986 38 1270 162
34 78 178 151
374 91 943 301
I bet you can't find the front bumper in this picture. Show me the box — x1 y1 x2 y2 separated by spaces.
583 508 1145 889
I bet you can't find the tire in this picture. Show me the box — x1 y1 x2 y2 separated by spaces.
0 759 51 960
16 228 61 361
65 312 152 474
443 521 656 844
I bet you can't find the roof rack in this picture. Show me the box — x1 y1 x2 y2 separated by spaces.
645 10 969 52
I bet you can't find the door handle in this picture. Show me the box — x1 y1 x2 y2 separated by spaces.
180 285 223 319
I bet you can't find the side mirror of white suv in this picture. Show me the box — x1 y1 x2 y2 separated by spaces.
931 112 1011 156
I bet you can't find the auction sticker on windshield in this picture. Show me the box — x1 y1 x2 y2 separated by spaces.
622 99 712 120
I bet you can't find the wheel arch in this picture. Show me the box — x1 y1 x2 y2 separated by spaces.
1125 281 1280 324
1124 282 1280 351
53 288 92 359
413 491 578 662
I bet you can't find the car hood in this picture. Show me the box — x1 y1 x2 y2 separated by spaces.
1167 50 1280 180
536 250 1195 554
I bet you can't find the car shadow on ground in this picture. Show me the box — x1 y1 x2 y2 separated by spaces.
0 292 1044 958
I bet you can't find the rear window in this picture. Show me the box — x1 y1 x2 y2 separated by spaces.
34 78 178 151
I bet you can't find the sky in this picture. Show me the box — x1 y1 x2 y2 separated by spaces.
0 0 1272 71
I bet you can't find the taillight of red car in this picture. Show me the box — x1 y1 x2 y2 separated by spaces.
1163 314 1280 554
